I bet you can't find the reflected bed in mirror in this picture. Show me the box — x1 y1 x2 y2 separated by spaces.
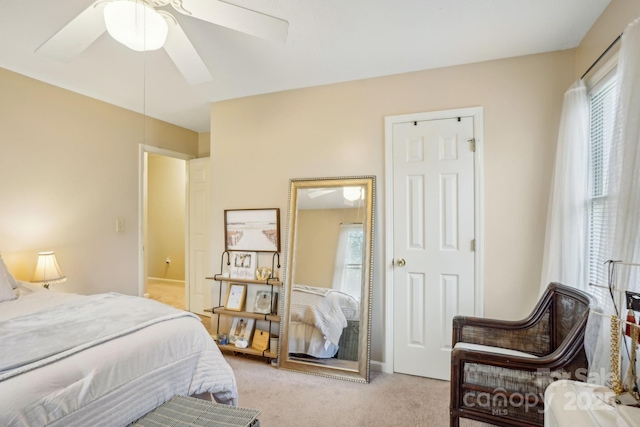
279 176 374 383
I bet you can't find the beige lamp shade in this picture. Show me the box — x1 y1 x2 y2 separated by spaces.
32 251 66 288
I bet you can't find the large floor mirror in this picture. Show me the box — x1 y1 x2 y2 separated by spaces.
279 176 375 383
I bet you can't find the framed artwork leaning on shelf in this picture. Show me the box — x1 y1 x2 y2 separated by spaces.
253 290 273 314
229 251 257 279
224 283 247 311
251 290 278 314
229 317 255 344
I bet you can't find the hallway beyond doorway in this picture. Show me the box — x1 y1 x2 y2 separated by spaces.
147 279 213 335
147 279 185 310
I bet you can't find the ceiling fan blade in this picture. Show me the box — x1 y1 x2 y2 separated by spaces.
171 0 288 43
161 12 213 85
308 189 336 199
36 1 107 62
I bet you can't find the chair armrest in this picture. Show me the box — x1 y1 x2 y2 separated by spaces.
452 316 587 373
453 315 552 355
452 344 565 372
453 314 542 332
452 295 554 355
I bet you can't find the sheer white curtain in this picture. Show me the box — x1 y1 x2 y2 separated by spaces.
586 17 640 386
606 19 640 286
540 80 590 293
332 223 363 300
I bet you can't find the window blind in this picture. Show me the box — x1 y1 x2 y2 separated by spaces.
588 73 618 294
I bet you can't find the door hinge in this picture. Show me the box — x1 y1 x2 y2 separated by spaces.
471 239 476 252
468 138 476 152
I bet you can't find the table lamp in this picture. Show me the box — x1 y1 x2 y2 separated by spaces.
32 251 66 289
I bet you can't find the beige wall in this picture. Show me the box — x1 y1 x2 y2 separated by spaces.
211 50 575 362
294 208 362 288
147 154 186 281
0 0 634 364
575 0 640 80
198 132 211 157
0 67 197 295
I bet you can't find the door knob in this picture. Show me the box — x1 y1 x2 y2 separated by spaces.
396 258 406 267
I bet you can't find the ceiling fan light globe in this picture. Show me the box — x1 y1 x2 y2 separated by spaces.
343 187 363 201
104 1 168 52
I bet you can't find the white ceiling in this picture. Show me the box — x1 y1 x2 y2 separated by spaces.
0 0 609 132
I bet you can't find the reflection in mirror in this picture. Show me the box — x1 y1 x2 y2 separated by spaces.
279 176 374 383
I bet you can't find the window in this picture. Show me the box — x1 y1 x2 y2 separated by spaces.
332 223 364 300
587 71 618 290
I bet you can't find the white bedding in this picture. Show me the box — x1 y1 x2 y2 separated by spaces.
287 322 339 358
288 285 360 358
0 283 238 427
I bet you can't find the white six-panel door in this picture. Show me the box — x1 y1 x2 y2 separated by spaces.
392 116 476 380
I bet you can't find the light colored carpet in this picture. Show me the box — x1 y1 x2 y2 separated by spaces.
148 279 489 426
224 354 451 426
147 279 185 310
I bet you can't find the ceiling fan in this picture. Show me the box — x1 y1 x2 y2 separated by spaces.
36 0 289 85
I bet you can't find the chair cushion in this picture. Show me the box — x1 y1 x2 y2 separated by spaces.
454 342 539 358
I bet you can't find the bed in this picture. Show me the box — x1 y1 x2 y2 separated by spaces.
287 285 360 359
0 264 238 427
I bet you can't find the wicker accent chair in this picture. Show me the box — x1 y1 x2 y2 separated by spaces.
450 282 593 427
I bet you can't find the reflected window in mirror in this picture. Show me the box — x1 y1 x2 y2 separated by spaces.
332 223 363 301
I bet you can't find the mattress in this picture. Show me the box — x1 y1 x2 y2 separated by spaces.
0 283 238 427
287 322 339 358
287 285 360 358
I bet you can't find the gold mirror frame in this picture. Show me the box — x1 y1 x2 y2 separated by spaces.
279 176 374 383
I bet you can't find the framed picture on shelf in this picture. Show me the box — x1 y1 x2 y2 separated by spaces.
229 251 257 279
229 317 255 344
224 208 280 252
224 283 247 311
253 290 273 314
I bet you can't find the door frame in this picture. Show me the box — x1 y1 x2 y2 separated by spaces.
383 107 485 374
138 144 195 301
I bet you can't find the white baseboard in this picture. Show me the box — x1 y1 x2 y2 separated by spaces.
371 360 386 372
370 360 394 374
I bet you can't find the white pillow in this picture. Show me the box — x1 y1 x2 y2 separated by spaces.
0 253 18 289
0 264 16 302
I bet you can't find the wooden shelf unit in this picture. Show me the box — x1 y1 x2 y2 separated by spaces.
212 307 266 320
208 253 281 362
217 343 265 357
208 275 282 287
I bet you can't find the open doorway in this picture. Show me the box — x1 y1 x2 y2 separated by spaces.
146 153 187 309
139 145 194 311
